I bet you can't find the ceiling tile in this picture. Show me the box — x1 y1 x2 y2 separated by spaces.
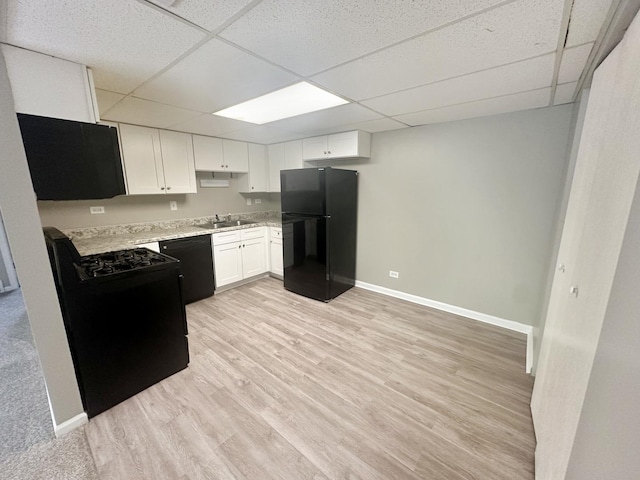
311 0 565 101
220 125 304 144
146 0 255 32
219 0 508 76
267 103 382 135
340 117 408 134
5 0 205 94
95 89 125 117
394 88 552 126
101 97 201 129
565 0 614 47
133 38 299 113
553 82 578 105
558 43 594 84
166 112 255 137
362 53 556 116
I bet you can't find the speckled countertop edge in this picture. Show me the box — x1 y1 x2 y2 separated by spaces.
67 211 282 256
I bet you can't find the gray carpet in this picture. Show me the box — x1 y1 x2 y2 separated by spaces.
0 289 99 480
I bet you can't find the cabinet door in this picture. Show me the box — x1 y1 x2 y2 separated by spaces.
267 143 284 193
247 143 268 192
193 135 224 171
302 136 328 160
269 237 283 276
159 130 196 194
222 139 249 172
119 124 165 194
284 140 303 169
327 131 359 158
242 237 267 278
213 242 243 287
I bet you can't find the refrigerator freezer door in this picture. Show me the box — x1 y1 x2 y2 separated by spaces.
282 214 329 301
281 168 326 215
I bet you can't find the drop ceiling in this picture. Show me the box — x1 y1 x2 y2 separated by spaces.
0 0 621 144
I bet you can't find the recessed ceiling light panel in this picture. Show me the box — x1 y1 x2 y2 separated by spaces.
212 82 349 124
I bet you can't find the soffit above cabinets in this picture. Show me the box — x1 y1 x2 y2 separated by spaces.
3 0 637 143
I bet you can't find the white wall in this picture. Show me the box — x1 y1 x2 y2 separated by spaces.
321 105 573 327
0 48 84 427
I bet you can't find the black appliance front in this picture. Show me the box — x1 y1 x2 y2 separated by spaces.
18 114 126 201
159 235 215 304
43 227 189 418
282 214 329 301
281 167 358 302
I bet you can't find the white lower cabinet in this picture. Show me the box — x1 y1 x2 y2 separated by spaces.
269 227 283 277
212 227 267 288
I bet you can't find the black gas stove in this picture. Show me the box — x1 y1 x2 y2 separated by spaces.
77 248 171 279
43 227 189 418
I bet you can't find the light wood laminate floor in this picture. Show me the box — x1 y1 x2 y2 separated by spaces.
85 277 535 480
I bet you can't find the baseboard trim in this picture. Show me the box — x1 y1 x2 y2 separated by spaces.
54 412 88 438
354 281 534 372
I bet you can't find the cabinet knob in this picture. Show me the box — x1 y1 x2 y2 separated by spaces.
570 286 579 297
238 245 241 249
221 164 224 168
225 165 229 168
251 186 254 190
160 187 165 190
558 263 565 272
327 150 331 154
167 186 171 190
324 151 327 154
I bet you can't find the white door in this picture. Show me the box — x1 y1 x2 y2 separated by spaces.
213 242 243 287
159 130 196 194
241 237 267 278
269 238 283 277
531 19 640 479
119 124 165 194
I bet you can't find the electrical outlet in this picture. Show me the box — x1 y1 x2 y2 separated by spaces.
89 206 105 214
389 270 399 278
255 198 262 204
170 201 177 211
246 198 252 205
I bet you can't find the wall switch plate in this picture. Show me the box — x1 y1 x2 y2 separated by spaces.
255 198 262 204
170 201 177 211
389 270 399 278
246 198 252 205
89 206 105 214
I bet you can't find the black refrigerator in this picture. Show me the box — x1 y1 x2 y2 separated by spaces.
281 167 358 302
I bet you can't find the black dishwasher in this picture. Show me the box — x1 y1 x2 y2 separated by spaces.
159 235 215 304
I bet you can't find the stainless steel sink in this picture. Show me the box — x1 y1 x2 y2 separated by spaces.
229 220 258 226
198 222 233 229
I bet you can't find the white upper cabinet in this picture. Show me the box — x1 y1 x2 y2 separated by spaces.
193 135 223 171
158 130 197 194
302 131 371 160
193 136 249 172
267 143 285 193
267 139 303 192
223 139 249 172
119 124 196 195
284 140 304 169
239 143 268 193
2 44 98 123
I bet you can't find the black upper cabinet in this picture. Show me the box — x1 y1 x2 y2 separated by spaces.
17 113 126 201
